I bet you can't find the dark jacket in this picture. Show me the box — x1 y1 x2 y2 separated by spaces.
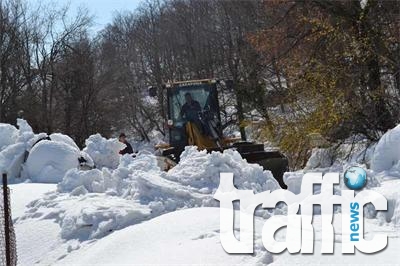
119 141 134 155
180 100 201 121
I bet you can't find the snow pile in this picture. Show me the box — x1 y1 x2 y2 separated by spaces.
25 140 80 183
55 153 204 229
78 151 95 169
58 147 280 197
283 171 305 195
0 119 86 182
371 124 400 174
165 146 279 193
0 143 26 179
16 118 34 139
83 134 124 169
0 123 18 151
31 146 281 242
58 153 161 194
129 130 167 153
0 119 36 179
20 192 152 240
119 152 160 173
58 169 107 194
50 133 80 151
59 197 151 239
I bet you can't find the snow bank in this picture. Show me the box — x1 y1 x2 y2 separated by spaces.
59 147 279 196
0 143 26 179
283 171 304 195
20 192 151 240
55 208 269 266
0 119 82 181
16 118 35 147
35 146 281 242
0 123 18 151
58 152 211 218
26 140 80 183
370 179 400 225
50 133 80 151
78 151 95 169
165 146 279 193
59 196 151 239
59 147 280 199
58 169 106 194
371 124 400 173
83 134 124 169
0 119 36 179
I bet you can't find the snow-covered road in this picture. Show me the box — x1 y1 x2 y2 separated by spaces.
9 183 56 219
8 182 400 265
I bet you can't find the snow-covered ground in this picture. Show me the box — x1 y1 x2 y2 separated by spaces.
9 182 400 265
1 119 400 265
9 183 59 265
55 208 268 265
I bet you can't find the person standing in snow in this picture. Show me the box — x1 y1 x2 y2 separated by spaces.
118 133 134 155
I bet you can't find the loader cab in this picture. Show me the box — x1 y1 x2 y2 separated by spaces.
152 79 289 187
166 80 222 154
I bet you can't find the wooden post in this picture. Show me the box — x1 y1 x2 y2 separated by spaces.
2 173 11 266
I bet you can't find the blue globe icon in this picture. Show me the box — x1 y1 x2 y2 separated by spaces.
344 166 367 190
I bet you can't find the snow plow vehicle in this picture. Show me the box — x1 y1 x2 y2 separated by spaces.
153 79 288 188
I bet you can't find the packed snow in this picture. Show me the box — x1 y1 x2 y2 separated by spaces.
55 208 271 266
371 124 400 174
25 146 280 248
0 143 26 180
49 133 80 151
0 119 85 183
0 123 18 151
25 141 80 183
0 119 400 265
166 146 279 192
83 134 124 169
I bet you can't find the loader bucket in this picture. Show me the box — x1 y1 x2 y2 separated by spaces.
231 142 288 188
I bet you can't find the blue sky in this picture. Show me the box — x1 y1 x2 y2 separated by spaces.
27 0 143 32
